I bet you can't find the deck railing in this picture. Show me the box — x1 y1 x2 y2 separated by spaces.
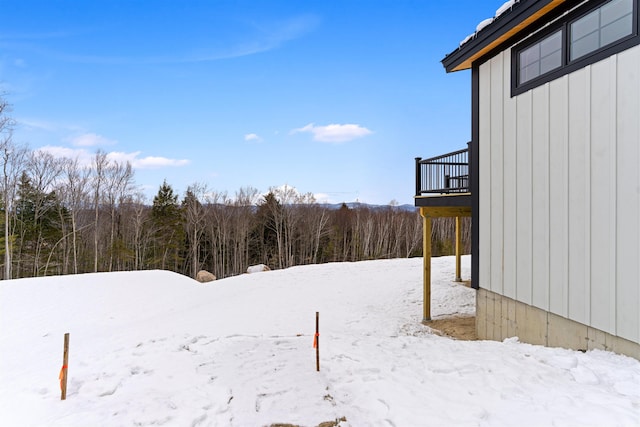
415 143 470 196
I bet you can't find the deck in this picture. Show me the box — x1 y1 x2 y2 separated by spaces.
414 144 471 210
414 145 472 322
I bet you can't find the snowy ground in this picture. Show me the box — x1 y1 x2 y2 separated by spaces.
1 256 639 426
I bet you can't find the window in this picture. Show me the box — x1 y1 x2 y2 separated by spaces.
519 30 563 84
570 0 634 60
512 0 639 96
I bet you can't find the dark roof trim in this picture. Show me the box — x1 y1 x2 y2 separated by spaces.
441 0 581 72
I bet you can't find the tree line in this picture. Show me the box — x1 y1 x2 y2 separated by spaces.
0 97 469 280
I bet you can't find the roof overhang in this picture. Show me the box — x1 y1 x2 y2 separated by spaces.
441 0 581 72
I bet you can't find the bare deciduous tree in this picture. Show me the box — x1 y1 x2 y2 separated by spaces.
62 157 91 273
183 183 207 278
92 150 109 272
0 97 26 279
103 160 134 271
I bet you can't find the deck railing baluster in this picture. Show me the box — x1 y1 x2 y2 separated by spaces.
415 145 470 196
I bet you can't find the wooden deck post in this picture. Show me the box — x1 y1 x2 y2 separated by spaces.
421 208 432 322
418 205 470 323
455 216 462 282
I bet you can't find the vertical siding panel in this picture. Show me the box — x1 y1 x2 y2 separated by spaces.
616 46 640 342
549 76 569 317
531 85 550 311
516 90 533 305
479 61 492 291
608 57 618 334
502 52 517 300
490 55 504 296
590 59 613 334
567 68 590 325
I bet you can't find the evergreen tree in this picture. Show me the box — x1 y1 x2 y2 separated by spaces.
150 180 184 270
329 203 353 262
14 172 66 276
251 192 280 267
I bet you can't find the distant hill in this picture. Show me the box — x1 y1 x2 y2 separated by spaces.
319 202 417 212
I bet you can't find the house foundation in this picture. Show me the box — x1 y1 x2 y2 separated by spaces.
476 288 640 360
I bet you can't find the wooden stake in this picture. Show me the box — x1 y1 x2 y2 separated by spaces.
315 312 320 372
61 333 69 400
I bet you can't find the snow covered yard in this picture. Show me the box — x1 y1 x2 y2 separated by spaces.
1 256 638 426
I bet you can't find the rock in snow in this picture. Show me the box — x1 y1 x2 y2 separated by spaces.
246 263 271 273
195 270 216 282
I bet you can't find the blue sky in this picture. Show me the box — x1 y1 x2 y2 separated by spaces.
1 0 499 205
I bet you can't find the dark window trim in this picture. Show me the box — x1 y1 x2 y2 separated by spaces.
511 0 639 97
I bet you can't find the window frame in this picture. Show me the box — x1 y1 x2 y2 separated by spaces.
511 0 639 97
517 28 565 85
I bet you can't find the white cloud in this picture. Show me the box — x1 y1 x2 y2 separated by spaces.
244 133 262 142
36 146 189 169
189 14 321 62
290 123 373 143
107 151 190 169
133 156 190 169
70 132 117 147
37 146 92 165
7 15 320 65
104 150 140 165
18 118 61 132
18 120 117 150
313 193 333 204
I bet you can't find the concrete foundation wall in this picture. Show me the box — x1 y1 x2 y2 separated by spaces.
477 288 640 360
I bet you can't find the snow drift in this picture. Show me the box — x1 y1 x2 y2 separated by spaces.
0 257 638 426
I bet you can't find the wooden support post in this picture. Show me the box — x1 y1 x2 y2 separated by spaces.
421 209 432 322
60 333 69 400
455 216 462 282
315 312 320 372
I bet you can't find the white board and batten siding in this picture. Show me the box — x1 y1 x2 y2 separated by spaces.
478 44 640 344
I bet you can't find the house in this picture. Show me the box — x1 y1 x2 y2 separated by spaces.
416 0 640 359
